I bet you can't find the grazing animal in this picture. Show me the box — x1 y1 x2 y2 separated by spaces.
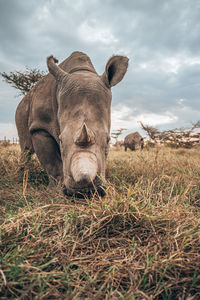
124 132 144 151
15 51 129 196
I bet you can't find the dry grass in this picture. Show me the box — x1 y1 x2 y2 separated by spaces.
0 144 200 299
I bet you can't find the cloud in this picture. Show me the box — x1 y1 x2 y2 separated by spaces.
78 20 118 45
111 104 178 133
0 0 200 139
136 112 178 126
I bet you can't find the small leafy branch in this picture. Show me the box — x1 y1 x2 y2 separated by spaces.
111 128 127 143
1 67 46 96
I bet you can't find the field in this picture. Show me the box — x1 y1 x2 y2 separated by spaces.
0 144 200 299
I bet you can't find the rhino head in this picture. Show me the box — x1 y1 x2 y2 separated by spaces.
47 54 128 197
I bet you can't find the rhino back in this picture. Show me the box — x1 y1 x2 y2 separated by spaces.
124 132 142 144
59 51 96 74
28 73 59 139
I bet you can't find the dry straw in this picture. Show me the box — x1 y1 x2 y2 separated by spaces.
0 144 200 299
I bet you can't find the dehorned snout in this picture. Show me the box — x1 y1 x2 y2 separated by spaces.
70 152 98 186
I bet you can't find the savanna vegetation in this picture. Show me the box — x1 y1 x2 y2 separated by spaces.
0 144 200 299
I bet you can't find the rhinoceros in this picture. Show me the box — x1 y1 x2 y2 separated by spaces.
124 132 144 151
15 51 129 196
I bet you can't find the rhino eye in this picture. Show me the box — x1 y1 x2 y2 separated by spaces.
107 136 110 144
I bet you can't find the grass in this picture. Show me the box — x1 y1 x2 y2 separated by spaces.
0 144 200 299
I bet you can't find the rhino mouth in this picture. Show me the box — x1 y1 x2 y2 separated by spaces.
62 185 106 198
62 177 107 198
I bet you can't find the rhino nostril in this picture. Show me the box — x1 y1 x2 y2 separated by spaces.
70 152 98 186
76 173 91 185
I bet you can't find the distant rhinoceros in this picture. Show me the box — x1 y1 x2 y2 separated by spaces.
15 51 128 196
124 132 144 151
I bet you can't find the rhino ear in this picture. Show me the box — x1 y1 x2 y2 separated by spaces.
101 55 129 88
47 55 69 81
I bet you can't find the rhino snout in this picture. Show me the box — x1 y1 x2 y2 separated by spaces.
70 152 98 186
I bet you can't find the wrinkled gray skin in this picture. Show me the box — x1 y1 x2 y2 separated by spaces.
16 52 129 197
124 132 144 151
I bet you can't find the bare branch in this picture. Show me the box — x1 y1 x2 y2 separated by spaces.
138 121 159 140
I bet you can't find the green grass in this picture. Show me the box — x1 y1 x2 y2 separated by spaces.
0 144 200 299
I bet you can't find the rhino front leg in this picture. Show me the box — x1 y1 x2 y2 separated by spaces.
31 130 63 184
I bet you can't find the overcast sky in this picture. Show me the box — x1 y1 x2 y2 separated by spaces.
0 0 200 140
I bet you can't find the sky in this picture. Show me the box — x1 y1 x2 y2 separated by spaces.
0 0 200 140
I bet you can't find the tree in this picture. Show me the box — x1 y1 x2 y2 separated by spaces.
1 67 45 96
138 121 159 141
139 120 200 148
111 128 127 143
